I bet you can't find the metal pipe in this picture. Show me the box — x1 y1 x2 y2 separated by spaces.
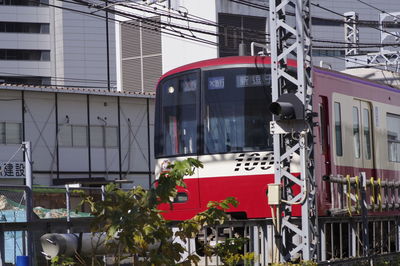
329 203 400 216
250 42 269 56
23 142 32 190
325 175 400 188
66 184 71 234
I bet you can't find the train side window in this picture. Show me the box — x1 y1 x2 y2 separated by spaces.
387 113 400 162
353 106 361 159
334 102 343 156
319 104 327 154
363 108 371 160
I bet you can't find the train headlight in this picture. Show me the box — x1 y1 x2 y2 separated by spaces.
168 86 175 94
174 192 188 203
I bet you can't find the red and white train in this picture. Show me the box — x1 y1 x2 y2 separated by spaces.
154 56 400 220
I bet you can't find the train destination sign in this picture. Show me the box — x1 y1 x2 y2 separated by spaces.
236 74 271 88
0 162 25 178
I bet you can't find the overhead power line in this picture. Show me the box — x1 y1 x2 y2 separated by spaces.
356 0 400 21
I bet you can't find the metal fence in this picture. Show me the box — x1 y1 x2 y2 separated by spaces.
1 184 400 265
0 185 32 265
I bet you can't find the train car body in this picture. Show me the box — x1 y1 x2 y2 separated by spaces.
154 56 400 220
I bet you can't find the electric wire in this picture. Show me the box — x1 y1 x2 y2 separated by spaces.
356 0 400 21
3 0 398 89
98 0 400 49
1 145 24 170
117 0 269 36
54 0 400 49
311 2 400 40
230 0 400 41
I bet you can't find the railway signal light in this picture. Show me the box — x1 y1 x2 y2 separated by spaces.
269 93 304 120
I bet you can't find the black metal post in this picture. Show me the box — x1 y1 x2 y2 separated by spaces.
146 98 152 189
0 229 4 264
21 90 25 141
117 96 122 181
55 93 60 179
87 95 92 179
21 91 26 187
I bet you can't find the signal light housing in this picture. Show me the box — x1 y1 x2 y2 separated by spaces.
269 94 304 120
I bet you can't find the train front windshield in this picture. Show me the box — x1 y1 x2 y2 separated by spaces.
155 67 273 158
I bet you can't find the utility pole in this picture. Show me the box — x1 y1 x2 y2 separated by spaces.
269 0 317 262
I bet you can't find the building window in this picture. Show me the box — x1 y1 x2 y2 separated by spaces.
1 0 48 6
0 122 22 144
0 76 50 85
312 17 342 27
312 49 346 57
0 22 50 34
0 49 50 61
58 125 88 147
91 126 118 148
387 113 400 162
334 102 343 156
218 13 266 57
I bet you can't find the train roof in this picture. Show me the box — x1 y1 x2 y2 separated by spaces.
160 56 298 81
340 68 400 90
160 56 400 93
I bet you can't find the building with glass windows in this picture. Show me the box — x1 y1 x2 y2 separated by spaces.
0 0 116 88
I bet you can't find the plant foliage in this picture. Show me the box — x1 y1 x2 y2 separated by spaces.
66 158 252 265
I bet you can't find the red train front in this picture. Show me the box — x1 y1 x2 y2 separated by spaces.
154 55 400 220
154 56 300 220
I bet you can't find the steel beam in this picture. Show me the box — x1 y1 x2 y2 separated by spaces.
269 0 316 261
344 12 359 57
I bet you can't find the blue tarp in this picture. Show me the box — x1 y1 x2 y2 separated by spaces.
1 209 26 264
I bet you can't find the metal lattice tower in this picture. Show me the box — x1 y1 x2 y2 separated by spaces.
346 11 400 71
379 12 400 53
344 12 360 56
269 0 317 261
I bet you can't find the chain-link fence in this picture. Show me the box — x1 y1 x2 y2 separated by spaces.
0 185 101 265
0 186 30 265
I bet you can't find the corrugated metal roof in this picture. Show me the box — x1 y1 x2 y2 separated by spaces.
0 83 155 98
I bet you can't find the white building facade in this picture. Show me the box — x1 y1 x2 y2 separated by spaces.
0 0 116 88
0 85 154 188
